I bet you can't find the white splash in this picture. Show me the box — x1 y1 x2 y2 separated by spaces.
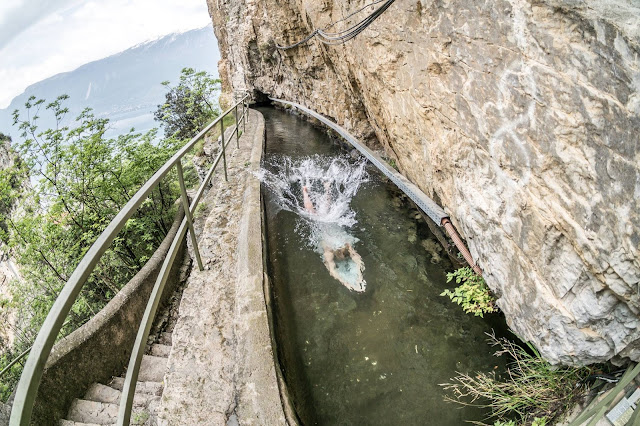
258 155 369 292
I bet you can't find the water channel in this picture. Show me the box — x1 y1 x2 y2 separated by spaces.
259 106 508 425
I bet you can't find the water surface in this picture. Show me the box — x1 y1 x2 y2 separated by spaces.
260 106 506 425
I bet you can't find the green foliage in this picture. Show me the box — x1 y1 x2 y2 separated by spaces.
194 202 208 219
0 349 25 402
154 67 221 140
0 94 196 401
442 333 593 425
441 267 497 317
492 418 546 426
0 147 27 239
7 95 189 333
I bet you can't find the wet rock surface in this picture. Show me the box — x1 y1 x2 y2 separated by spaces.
208 0 640 364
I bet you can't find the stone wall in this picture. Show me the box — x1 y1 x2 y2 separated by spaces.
208 0 640 365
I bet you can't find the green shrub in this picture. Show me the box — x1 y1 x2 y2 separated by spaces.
0 93 198 402
154 67 221 140
442 333 593 425
441 267 497 317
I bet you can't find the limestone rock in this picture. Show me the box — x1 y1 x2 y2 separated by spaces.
209 0 640 364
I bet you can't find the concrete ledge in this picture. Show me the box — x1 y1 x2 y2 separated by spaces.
156 110 288 425
234 110 288 424
0 402 9 426
30 207 187 424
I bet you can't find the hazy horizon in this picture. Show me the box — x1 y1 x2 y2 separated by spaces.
0 26 221 140
0 0 211 109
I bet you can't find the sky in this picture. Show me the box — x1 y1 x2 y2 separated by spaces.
0 0 212 108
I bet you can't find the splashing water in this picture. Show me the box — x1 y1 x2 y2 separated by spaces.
257 155 369 292
257 155 368 226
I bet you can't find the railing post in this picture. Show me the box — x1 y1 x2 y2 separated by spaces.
116 218 189 426
235 104 239 149
243 102 247 132
220 118 228 182
176 161 204 271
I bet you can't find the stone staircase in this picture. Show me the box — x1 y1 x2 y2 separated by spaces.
57 246 190 425
59 332 173 425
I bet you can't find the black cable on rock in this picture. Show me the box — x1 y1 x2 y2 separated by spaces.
324 0 388 31
276 0 397 50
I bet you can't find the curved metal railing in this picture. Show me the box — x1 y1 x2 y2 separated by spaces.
9 94 249 426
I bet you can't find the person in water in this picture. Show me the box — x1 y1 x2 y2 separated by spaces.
302 183 366 292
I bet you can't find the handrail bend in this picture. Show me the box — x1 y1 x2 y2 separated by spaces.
9 94 249 426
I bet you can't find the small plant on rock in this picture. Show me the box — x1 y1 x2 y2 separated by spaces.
385 157 398 171
493 421 516 426
441 267 497 317
132 410 150 425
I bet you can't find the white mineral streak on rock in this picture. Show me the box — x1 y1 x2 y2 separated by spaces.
208 0 640 365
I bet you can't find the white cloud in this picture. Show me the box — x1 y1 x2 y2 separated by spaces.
0 0 76 50
0 0 211 108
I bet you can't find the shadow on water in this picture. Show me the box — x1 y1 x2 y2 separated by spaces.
259 106 510 426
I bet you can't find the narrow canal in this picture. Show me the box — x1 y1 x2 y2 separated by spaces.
259 106 507 425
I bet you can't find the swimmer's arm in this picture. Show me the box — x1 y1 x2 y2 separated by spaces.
303 186 316 213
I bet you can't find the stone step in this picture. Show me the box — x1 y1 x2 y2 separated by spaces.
139 355 168 382
59 420 101 426
66 399 118 425
63 398 158 426
149 343 171 358
84 383 120 405
108 378 163 396
84 383 159 408
129 404 157 425
157 331 173 346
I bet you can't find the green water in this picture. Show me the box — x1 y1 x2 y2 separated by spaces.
260 106 507 425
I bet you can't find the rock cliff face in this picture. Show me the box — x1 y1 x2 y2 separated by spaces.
208 0 640 365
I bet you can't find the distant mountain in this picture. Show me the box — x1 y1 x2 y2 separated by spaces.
0 26 221 139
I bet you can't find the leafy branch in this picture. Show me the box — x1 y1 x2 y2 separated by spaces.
441 267 497 317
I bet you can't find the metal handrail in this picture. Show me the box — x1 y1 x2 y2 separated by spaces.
568 362 640 426
9 94 249 426
117 104 249 425
0 347 31 378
